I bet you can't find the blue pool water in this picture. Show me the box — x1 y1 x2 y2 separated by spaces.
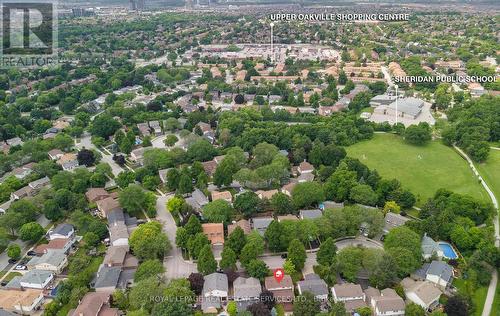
439 242 458 259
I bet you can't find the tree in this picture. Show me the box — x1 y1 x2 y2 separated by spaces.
7 244 21 260
134 259 165 282
119 184 149 216
177 173 193 195
288 239 306 271
90 114 121 139
129 222 171 260
247 302 271 316
83 232 100 248
165 118 180 132
202 200 234 224
404 122 432 145
187 139 217 162
227 301 238 316
164 134 178 146
19 222 45 242
234 191 260 218
349 184 378 206
336 247 364 282
404 303 425 316
187 233 210 259
265 220 286 253
220 247 237 270
383 201 401 215
270 192 295 215
384 226 421 259
291 182 325 209
246 259 269 280
197 244 217 275
185 215 202 236
240 233 265 267
250 142 279 168
77 149 95 167
188 273 204 295
129 277 164 312
317 237 337 266
293 291 320 316
226 226 247 256
116 171 135 188
444 295 471 316
175 227 189 249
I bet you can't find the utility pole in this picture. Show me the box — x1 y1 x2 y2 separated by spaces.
270 22 274 64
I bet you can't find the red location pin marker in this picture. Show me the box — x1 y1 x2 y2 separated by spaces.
274 268 284 283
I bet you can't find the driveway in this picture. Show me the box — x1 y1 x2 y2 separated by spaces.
156 195 198 279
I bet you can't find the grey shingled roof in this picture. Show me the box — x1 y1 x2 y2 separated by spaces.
203 273 228 294
298 274 328 297
51 223 74 236
421 234 440 256
94 266 121 289
252 217 274 236
427 261 453 284
233 277 261 300
28 249 66 267
20 269 53 285
299 209 322 220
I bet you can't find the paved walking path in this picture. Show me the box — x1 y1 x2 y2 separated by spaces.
454 146 499 316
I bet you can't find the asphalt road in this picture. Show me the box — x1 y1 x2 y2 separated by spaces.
75 133 124 177
156 194 198 279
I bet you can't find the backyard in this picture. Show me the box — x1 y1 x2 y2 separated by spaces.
346 133 488 206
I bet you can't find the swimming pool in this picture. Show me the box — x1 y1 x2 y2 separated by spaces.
439 242 458 259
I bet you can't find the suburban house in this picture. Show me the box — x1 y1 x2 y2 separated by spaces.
93 265 122 292
85 188 111 203
277 215 298 222
137 122 151 136
202 223 225 246
368 288 406 316
298 160 314 174
265 275 294 312
227 219 251 235
57 153 79 171
331 283 367 312
299 209 322 220
27 249 68 274
211 191 233 203
233 277 262 312
196 122 215 143
297 274 329 301
421 234 443 259
34 238 73 255
12 162 35 179
130 147 146 165
297 172 315 183
96 197 121 218
10 176 50 200
413 261 453 289
202 273 228 314
251 217 274 236
255 189 278 200
19 270 54 289
70 292 119 316
103 246 138 269
0 289 44 314
48 223 75 241
383 212 410 233
48 149 64 160
201 160 218 176
281 182 296 197
149 120 162 135
401 278 442 311
185 189 209 212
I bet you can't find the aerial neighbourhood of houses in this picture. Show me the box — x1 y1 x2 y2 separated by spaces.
0 2 498 316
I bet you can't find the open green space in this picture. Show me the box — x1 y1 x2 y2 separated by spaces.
346 133 488 206
476 149 500 204
453 279 488 316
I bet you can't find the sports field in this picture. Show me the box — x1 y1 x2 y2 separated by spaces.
476 148 500 204
346 133 488 205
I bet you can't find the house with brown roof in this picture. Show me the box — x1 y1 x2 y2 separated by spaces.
211 191 233 203
70 292 119 316
57 153 79 171
202 223 224 246
401 278 442 311
369 288 406 316
277 215 299 222
202 160 218 176
85 188 111 203
256 189 278 200
281 182 296 197
34 238 73 255
0 289 44 314
265 275 294 312
48 149 64 160
228 219 251 235
298 160 314 174
96 197 121 218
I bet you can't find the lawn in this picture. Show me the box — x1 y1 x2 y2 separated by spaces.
476 149 500 205
453 278 488 316
346 134 488 206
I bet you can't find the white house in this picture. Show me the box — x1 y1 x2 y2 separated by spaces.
19 270 54 289
401 278 442 311
26 249 68 274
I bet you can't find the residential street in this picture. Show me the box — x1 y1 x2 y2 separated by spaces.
75 132 124 177
156 194 198 279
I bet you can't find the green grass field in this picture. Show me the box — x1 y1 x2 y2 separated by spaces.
346 134 488 206
476 149 500 204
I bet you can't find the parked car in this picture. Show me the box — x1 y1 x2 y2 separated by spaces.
8 259 17 264
0 281 7 286
15 265 27 270
280 253 288 259
27 250 36 256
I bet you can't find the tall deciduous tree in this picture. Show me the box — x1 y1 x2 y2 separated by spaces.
197 244 217 275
